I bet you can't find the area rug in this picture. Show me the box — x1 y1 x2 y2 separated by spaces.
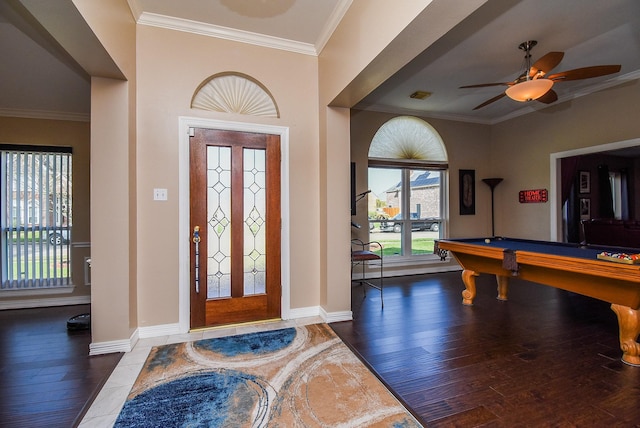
114 323 421 427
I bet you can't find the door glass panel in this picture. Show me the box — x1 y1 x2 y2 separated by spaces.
243 148 266 295
207 146 231 298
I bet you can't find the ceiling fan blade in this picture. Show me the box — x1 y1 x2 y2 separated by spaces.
536 89 558 104
529 52 564 78
460 82 511 89
472 92 506 110
547 65 621 81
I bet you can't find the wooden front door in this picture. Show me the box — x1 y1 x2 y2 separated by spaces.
189 128 281 328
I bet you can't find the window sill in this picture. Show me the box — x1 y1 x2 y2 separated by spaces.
383 253 443 264
0 285 76 297
381 254 460 277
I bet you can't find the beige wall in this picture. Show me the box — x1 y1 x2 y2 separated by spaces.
349 110 492 276
349 80 640 246
10 0 639 349
90 77 134 342
317 0 487 314
74 0 138 344
491 79 640 240
317 2 435 313
135 26 321 326
350 110 493 240
0 116 91 302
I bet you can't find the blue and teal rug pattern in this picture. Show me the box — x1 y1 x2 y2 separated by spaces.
114 323 421 427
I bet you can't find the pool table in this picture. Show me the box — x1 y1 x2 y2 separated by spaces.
435 237 640 366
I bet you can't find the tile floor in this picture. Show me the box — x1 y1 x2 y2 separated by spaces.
78 316 324 427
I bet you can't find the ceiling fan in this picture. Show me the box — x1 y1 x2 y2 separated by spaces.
460 40 621 110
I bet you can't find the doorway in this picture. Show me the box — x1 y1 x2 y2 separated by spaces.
178 118 291 332
550 137 640 241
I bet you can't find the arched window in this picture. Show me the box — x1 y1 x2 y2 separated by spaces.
367 116 447 258
191 72 279 118
369 116 446 161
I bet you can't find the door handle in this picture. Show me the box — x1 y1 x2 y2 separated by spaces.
192 226 201 293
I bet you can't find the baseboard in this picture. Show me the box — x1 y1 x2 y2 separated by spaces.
287 305 352 323
320 307 353 323
89 329 138 355
89 307 351 354
0 295 90 310
286 305 321 319
138 322 182 338
353 264 461 280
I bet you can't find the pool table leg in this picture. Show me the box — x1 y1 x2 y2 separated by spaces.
611 304 640 366
496 275 509 301
461 269 478 305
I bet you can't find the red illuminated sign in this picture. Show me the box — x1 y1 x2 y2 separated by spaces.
519 189 548 203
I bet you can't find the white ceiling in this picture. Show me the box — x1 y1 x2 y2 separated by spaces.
132 0 347 54
1 0 639 125
357 0 640 124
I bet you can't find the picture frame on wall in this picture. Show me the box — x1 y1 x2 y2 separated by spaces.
580 198 591 219
459 169 475 215
579 170 590 193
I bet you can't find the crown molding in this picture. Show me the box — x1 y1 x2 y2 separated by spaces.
0 108 90 122
315 0 352 54
137 12 318 56
126 0 143 21
352 102 494 125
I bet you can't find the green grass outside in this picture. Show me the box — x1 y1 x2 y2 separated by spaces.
10 260 69 280
7 231 70 280
8 230 45 243
369 237 436 257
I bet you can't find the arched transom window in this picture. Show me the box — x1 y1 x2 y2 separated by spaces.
191 72 280 118
367 116 447 258
369 116 446 161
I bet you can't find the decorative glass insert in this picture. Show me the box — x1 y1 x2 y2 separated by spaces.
207 146 232 298
243 148 266 295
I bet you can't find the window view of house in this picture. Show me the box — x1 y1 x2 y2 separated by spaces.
364 115 447 259
368 167 442 256
1 148 72 289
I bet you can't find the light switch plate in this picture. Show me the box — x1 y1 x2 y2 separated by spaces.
153 188 168 201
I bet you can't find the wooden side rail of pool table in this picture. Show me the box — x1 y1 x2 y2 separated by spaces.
437 239 640 367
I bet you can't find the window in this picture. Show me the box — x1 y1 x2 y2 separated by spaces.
369 167 443 256
609 170 628 220
367 116 447 258
1 146 72 289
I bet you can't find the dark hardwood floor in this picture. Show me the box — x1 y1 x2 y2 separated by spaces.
3 276 639 427
0 304 122 428
331 271 640 427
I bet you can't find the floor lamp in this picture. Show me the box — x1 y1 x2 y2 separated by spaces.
482 178 503 237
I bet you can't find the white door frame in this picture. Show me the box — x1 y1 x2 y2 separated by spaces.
550 137 640 241
178 117 290 332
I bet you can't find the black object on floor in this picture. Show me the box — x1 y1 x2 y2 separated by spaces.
67 312 91 331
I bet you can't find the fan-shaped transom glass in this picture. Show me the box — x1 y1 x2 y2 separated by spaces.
369 116 447 161
192 72 280 118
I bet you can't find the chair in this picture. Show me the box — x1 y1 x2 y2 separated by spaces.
351 239 383 308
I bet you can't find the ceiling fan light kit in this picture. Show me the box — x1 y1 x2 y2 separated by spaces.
505 78 554 101
460 39 621 110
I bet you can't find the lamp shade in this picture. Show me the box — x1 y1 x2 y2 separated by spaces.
505 79 554 102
